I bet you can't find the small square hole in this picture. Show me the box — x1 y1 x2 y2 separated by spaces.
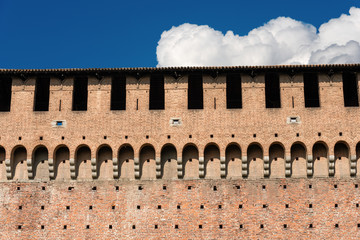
18 137 22 140
66 206 70 210
356 203 359 208
334 184 338 189
112 205 115 210
82 136 85 140
199 225 202 229
318 132 321 137
239 204 243 209
285 204 289 208
309 185 312 189
109 225 112 229
188 186 192 190
18 225 22 230
335 224 339 228
355 184 358 188
335 204 338 208
163 185 167 190
283 224 287 229
218 205 222 209
167 135 170 139
89 205 93 210
42 186 46 191
41 206 44 210
253 134 256 138
200 205 204 209
262 185 266 190
219 224 223 229
40 136 43 140
296 133 299 137
104 136 107 139
240 224 243 229
283 185 287 189
137 205 141 210
68 187 74 191
62 136 65 140
309 204 312 208
17 187 20 191
275 133 278 137
236 185 240 189
115 186 119 191
157 205 161 209
263 204 267 208
231 134 235 138
125 135 128 139
213 186 217 191
86 225 90 229
177 205 181 209
309 224 313 228
155 225 158 229
63 225 67 229
146 135 149 139
339 132 342 136
92 186 97 191
138 186 143 190
189 135 192 138
260 224 264 229
210 134 213 138
18 206 22 210
175 225 179 229
41 225 45 229
132 225 136 229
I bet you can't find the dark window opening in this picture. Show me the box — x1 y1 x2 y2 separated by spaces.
304 73 320 107
34 77 50 111
111 75 126 110
149 74 164 110
226 73 242 109
188 74 203 109
343 72 359 107
0 76 12 112
72 76 88 111
265 73 281 108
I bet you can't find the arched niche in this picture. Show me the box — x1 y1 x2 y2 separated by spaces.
290 143 307 178
0 147 6 180
160 144 177 179
75 145 92 180
356 142 360 178
139 145 156 180
247 143 263 179
334 142 350 178
312 142 328 177
118 145 135 179
182 144 199 179
225 144 241 179
97 145 113 180
204 144 220 179
269 143 285 178
12 146 27 180
54 145 70 180
32 146 49 180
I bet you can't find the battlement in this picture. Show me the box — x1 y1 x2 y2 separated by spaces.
1 64 360 239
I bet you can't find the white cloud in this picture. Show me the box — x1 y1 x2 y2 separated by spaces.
156 7 360 67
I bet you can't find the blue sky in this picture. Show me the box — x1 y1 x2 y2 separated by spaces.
0 0 359 69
